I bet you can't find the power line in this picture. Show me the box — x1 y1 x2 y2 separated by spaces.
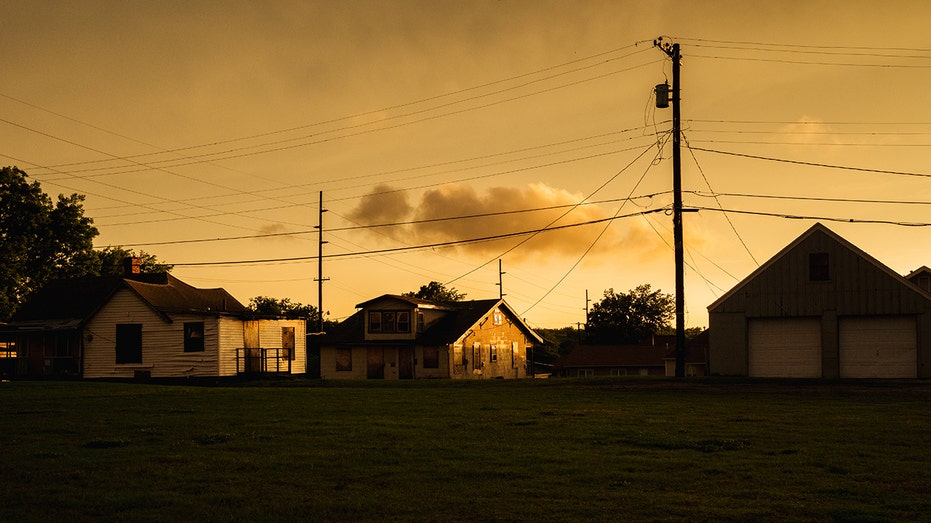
98 191 674 248
689 147 931 178
171 208 668 267
692 206 931 227
16 43 646 173
687 190 931 206
32 54 662 179
682 133 758 265
446 141 663 285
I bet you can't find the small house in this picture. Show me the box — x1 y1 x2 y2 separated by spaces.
315 294 542 379
708 223 931 378
0 259 305 379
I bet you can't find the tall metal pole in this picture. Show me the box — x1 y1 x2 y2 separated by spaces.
315 191 328 333
671 43 686 378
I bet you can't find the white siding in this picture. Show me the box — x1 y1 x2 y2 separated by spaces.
83 289 221 378
218 317 306 376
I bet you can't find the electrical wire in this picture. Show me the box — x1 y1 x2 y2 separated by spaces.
171 207 668 267
689 147 931 178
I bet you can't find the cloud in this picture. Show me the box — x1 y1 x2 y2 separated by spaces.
347 182 663 261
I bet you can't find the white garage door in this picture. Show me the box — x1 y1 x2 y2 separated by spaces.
748 318 822 378
839 316 917 378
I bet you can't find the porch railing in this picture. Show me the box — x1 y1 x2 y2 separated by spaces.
235 347 292 375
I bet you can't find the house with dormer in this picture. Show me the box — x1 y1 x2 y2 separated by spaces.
315 294 542 379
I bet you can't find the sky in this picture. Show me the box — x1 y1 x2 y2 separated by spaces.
3 1 931 329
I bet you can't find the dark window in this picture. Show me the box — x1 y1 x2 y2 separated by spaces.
472 342 482 370
184 322 205 352
490 344 498 363
809 253 830 281
116 324 142 364
368 312 382 333
396 312 410 333
336 348 352 371
417 312 425 332
423 346 439 368
368 310 412 333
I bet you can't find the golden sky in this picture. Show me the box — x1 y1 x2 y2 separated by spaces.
3 1 931 328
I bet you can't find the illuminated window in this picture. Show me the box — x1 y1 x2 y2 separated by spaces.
472 342 482 370
493 310 503 325
490 344 498 362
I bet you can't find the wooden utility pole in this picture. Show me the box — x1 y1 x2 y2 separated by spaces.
496 259 506 300
314 191 328 333
654 37 686 377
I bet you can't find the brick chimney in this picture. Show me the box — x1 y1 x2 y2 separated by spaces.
123 257 142 277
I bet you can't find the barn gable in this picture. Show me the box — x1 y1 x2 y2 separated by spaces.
708 223 931 378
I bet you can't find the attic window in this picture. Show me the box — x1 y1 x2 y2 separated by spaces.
809 253 830 282
493 310 503 325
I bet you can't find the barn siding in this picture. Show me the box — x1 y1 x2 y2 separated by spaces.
709 226 931 378
83 289 221 378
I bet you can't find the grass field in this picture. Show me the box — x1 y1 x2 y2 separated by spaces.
3 378 930 522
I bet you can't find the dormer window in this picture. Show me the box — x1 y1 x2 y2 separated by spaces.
368 311 411 333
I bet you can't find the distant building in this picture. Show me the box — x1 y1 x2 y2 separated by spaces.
555 332 708 378
314 294 542 379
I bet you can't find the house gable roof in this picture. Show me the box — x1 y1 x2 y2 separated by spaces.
322 297 543 346
708 222 931 312
8 273 248 327
355 294 455 311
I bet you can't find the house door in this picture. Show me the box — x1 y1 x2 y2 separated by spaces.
243 321 262 373
398 347 414 379
367 348 385 379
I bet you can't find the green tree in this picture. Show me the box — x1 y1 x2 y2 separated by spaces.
535 326 582 364
94 246 173 276
0 166 99 320
403 281 466 302
586 284 675 345
249 296 323 321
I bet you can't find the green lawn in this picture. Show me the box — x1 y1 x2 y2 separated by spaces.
3 378 930 522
